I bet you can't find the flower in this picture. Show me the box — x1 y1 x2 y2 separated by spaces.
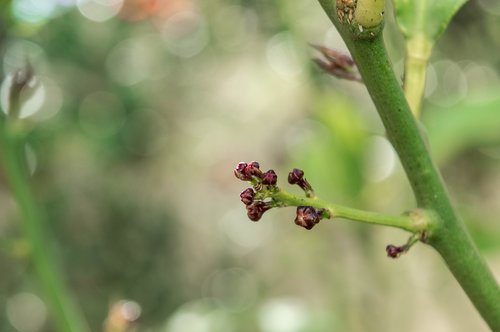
240 188 255 205
246 201 272 222
295 206 322 230
262 170 277 186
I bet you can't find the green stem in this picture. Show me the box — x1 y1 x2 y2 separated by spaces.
0 120 88 332
270 190 420 233
404 35 432 117
316 1 500 329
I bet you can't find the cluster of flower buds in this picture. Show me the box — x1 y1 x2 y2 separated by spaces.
235 162 328 228
385 244 408 258
288 168 314 197
294 206 328 230
235 161 279 222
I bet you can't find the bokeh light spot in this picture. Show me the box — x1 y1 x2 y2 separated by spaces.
266 32 303 79
12 0 57 24
77 0 123 22
363 136 396 182
258 298 309 332
427 60 467 107
106 38 158 86
3 40 45 75
6 293 47 332
120 300 142 322
166 312 210 332
464 62 499 95
160 11 209 58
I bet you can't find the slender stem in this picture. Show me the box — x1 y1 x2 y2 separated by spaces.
0 121 88 332
270 190 418 233
316 1 500 329
404 35 432 117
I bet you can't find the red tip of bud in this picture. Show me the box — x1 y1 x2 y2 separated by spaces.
262 170 278 186
240 188 255 205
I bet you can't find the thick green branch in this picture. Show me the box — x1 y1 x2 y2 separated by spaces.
316 1 500 329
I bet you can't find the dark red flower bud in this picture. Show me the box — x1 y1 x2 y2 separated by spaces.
288 168 304 184
246 201 272 222
262 169 277 186
294 206 321 230
240 188 255 205
234 162 251 181
245 161 263 178
386 244 405 258
288 168 313 196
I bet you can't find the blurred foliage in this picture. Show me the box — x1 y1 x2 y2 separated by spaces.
0 1 499 332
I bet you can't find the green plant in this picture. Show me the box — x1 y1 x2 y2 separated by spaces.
235 0 500 329
0 68 88 332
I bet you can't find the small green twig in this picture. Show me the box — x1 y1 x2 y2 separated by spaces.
269 189 423 233
236 162 428 240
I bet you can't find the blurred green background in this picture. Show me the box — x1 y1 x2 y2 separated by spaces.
0 0 499 331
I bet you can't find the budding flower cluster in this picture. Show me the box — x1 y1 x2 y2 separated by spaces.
295 206 328 230
234 162 326 228
234 161 262 181
235 161 279 222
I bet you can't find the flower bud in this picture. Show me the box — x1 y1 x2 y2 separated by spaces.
246 201 271 222
240 188 255 205
386 244 405 258
288 168 304 184
288 168 313 196
294 206 321 230
262 170 277 186
245 161 263 178
234 162 251 181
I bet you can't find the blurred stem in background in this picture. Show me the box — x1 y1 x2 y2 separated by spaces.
403 35 431 117
0 68 88 332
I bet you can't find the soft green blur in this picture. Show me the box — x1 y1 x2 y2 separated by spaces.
0 1 499 331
